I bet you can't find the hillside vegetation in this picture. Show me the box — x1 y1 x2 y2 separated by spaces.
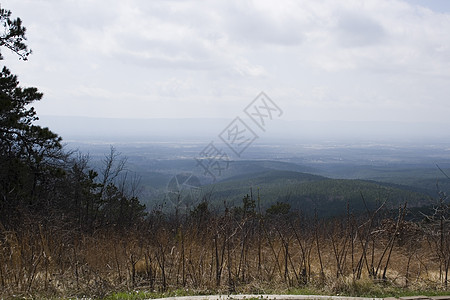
196 170 431 217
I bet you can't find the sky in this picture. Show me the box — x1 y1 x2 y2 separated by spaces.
3 0 450 126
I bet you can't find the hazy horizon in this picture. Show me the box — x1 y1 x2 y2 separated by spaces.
38 115 450 146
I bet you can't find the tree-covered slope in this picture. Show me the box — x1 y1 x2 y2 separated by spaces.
199 170 430 216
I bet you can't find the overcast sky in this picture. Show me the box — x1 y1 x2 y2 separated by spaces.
3 0 450 124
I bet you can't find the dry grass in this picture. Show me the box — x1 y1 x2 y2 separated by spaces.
0 206 448 299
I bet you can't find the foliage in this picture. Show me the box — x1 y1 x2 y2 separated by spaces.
0 66 146 228
0 65 64 220
0 7 31 60
266 202 291 215
199 170 430 217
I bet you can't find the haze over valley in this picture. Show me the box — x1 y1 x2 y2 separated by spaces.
45 115 450 216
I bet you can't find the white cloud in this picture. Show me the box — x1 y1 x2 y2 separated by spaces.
2 0 450 125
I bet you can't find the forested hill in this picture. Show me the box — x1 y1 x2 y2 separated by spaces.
198 170 431 217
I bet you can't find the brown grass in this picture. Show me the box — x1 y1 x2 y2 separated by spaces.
0 204 448 298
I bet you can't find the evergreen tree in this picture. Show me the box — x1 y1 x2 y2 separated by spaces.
0 7 31 60
0 7 62 220
0 66 64 218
